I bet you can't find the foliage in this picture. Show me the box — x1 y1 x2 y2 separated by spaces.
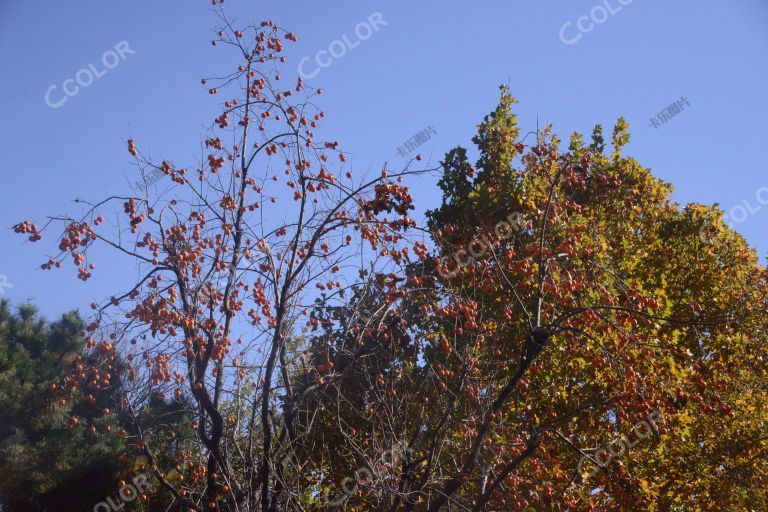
13 8 430 511
299 87 768 511
12 14 768 512
0 301 124 512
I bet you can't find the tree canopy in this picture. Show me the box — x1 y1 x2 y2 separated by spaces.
11 13 768 512
297 86 768 511
0 301 124 512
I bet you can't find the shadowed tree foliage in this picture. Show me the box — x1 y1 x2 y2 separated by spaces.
0 301 124 512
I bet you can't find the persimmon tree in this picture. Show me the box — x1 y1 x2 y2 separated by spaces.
14 16 768 512
297 88 768 511
15 11 432 512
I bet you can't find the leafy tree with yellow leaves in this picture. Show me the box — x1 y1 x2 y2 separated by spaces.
299 87 768 511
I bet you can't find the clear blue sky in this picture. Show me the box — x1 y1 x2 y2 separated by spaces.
1 0 767 317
